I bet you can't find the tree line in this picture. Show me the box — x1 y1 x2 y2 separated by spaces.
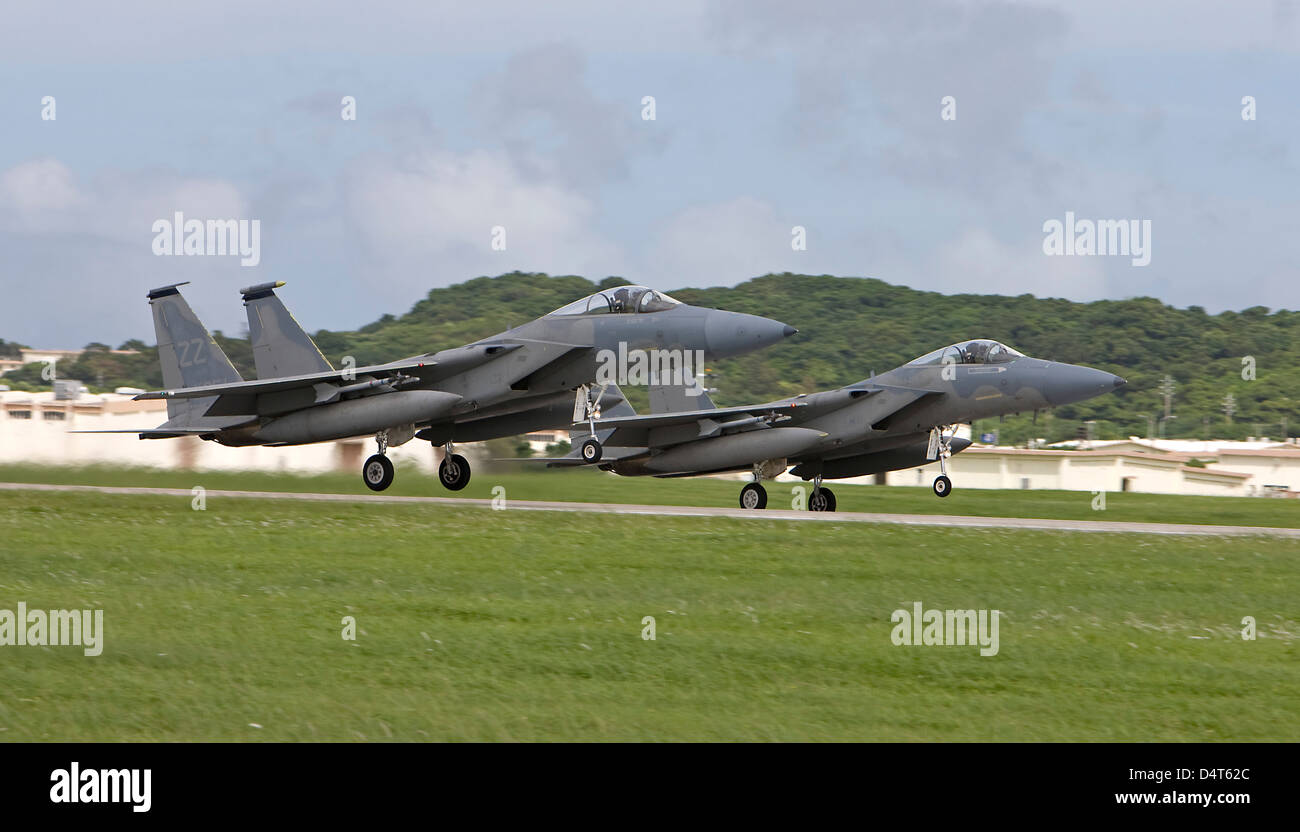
3 272 1294 445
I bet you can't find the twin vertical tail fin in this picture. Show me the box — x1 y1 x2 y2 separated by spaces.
147 282 243 420
241 282 333 379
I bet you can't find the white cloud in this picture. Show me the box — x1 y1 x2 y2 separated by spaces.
0 158 261 346
644 197 806 287
0 158 248 243
0 159 88 228
343 148 623 290
930 228 1109 300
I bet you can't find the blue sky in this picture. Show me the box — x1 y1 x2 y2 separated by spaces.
2 0 1297 347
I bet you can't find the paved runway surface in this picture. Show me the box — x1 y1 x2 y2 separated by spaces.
3 481 1298 537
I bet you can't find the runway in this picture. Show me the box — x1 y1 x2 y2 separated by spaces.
3 481 1298 538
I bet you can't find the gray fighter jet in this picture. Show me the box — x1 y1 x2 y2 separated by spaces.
550 339 1125 510
82 282 795 491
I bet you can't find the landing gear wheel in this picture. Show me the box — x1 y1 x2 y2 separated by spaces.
739 482 768 510
439 453 472 491
933 475 952 498
362 454 394 492
809 487 837 512
580 438 603 463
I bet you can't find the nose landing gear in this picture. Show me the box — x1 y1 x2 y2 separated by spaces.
574 384 607 463
929 426 955 498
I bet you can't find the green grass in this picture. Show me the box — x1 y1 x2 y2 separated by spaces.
1 462 1297 528
0 490 1296 741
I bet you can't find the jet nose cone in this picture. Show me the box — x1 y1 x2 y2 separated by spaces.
704 310 796 358
1043 364 1126 406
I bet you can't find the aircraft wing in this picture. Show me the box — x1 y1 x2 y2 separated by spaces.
587 382 944 449
584 400 812 449
133 357 442 401
587 400 808 431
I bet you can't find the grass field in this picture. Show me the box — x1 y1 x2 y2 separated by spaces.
0 487 1296 741
2 462 1298 528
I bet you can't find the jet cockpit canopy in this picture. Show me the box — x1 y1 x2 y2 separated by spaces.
547 286 682 316
907 339 1026 366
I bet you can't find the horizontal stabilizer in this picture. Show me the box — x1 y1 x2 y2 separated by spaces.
67 428 224 439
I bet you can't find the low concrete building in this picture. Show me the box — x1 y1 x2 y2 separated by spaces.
768 439 1294 497
1208 449 1300 494
875 446 1253 496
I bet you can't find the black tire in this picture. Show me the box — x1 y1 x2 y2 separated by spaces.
933 475 952 498
439 453 472 491
362 454 394 492
809 486 837 512
580 438 602 463
739 482 768 510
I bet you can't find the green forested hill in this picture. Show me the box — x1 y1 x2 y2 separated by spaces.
5 272 1296 445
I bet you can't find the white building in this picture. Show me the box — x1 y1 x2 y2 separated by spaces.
871 446 1253 496
767 435 1299 497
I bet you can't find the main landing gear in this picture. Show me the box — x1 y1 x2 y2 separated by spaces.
930 426 955 498
739 481 767 510
808 475 837 512
438 441 471 491
362 432 395 492
739 462 770 509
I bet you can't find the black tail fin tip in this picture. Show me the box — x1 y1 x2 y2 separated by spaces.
146 281 191 300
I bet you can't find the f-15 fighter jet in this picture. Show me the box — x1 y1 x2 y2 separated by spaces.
82 282 795 492
550 339 1125 511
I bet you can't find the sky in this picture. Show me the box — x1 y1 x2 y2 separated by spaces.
1 0 1297 347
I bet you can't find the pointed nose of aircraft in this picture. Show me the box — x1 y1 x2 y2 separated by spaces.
703 309 797 358
1042 364 1127 406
